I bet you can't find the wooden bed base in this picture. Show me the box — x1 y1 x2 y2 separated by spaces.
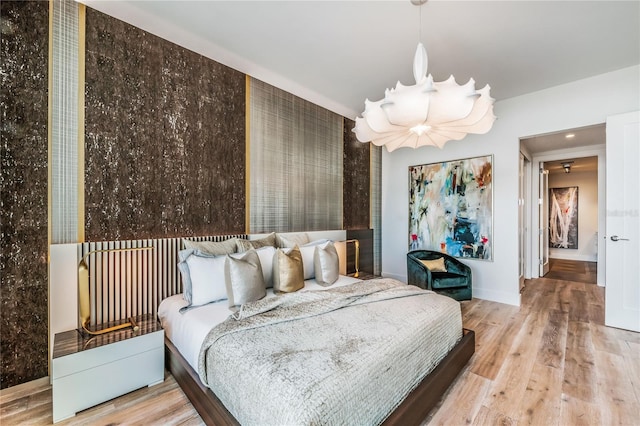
165 329 475 426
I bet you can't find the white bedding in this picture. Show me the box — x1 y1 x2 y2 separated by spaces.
157 275 362 369
197 278 463 425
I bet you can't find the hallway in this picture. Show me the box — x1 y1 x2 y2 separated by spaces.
544 258 597 284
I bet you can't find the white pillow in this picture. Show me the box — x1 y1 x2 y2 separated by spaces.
178 248 199 304
185 253 227 307
231 246 276 288
299 239 331 280
178 248 217 305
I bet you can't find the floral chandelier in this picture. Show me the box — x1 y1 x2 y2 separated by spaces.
353 4 496 152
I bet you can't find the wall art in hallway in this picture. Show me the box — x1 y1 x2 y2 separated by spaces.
549 186 579 249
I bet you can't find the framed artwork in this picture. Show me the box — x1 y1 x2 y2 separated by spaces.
549 186 578 249
409 155 493 260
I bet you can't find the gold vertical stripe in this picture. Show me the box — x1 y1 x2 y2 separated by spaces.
245 75 251 234
369 142 373 229
341 118 345 231
46 0 54 379
47 0 54 256
77 3 85 242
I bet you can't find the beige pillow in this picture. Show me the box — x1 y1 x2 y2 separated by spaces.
236 232 277 252
420 257 447 272
225 250 266 309
277 232 310 248
183 238 237 255
273 246 304 293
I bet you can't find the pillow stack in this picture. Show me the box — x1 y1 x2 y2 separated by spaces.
178 233 341 312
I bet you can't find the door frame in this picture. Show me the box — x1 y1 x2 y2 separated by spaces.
529 145 606 285
539 163 550 277
518 152 532 286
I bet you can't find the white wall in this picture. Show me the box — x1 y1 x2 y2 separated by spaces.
548 170 599 262
381 65 640 306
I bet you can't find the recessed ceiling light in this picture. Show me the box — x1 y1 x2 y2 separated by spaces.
565 133 575 139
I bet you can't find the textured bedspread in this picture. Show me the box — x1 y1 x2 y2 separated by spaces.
198 278 462 426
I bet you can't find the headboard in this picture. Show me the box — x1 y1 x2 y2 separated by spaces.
49 233 245 362
48 230 348 362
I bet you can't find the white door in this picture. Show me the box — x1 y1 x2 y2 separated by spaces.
605 111 640 332
539 164 550 277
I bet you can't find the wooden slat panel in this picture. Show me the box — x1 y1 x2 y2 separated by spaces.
80 234 245 325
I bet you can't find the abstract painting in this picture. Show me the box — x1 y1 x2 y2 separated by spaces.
549 186 578 249
409 155 493 260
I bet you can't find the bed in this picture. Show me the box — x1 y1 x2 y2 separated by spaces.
159 268 474 425
158 276 474 425
47 229 473 424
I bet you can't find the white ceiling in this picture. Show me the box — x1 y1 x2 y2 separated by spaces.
520 123 606 154
545 156 599 175
520 123 605 172
81 1 640 120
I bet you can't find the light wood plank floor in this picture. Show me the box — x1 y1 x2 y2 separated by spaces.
2 275 639 425
544 258 598 284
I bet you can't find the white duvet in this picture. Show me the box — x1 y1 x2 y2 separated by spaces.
157 275 362 369
197 278 462 425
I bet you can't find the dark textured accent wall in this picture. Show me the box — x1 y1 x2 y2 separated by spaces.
343 118 370 230
84 8 246 241
347 229 374 274
0 3 376 390
0 1 49 389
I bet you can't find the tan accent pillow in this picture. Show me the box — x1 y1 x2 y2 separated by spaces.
236 233 277 252
277 232 310 248
420 257 447 272
183 238 237 255
272 246 304 293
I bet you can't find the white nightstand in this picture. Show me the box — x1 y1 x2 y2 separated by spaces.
52 314 164 423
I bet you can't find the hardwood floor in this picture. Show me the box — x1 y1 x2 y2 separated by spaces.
0 371 204 426
2 275 639 425
423 277 639 425
544 258 597 284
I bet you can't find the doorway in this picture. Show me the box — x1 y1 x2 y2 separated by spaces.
518 152 530 291
546 156 599 272
520 124 606 285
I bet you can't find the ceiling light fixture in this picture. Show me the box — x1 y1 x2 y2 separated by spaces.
353 0 496 152
565 133 575 139
562 161 574 173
